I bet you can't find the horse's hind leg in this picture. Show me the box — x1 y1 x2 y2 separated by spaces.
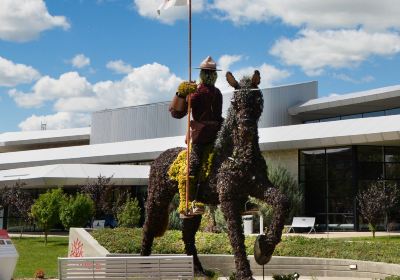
182 215 204 274
141 149 180 256
141 184 175 255
252 178 288 262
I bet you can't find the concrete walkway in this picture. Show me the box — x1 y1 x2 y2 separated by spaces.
283 231 400 238
218 276 375 280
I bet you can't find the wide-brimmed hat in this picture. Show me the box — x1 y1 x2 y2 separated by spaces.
196 56 221 71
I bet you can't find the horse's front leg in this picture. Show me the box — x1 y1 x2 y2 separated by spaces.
182 215 205 274
220 197 254 280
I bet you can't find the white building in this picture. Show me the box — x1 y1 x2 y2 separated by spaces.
2 81 400 231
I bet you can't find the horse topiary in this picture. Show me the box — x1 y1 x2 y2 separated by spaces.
141 71 288 280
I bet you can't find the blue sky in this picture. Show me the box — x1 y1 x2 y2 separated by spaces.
1 0 400 132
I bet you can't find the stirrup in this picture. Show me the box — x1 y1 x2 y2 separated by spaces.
179 204 205 219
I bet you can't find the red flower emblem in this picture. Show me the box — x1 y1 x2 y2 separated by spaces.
70 238 84 257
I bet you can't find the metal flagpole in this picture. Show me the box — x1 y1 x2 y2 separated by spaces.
185 0 192 214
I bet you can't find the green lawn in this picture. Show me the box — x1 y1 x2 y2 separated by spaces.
12 237 68 279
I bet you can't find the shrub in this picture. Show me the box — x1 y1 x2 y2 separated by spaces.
268 165 303 224
273 273 300 280
168 209 182 230
60 193 94 229
117 197 141 228
30 188 64 245
386 277 400 280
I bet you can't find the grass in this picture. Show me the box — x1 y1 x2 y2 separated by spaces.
12 237 68 279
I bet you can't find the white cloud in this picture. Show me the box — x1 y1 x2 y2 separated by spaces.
332 73 375 84
216 63 290 93
106 60 134 74
134 0 204 24
19 112 90 131
0 0 70 42
218 55 242 72
270 29 400 76
9 72 93 108
211 0 400 30
0 56 40 87
71 54 91 68
55 63 182 112
10 62 182 114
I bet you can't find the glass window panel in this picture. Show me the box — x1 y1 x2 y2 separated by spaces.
327 147 353 162
304 120 320 124
328 180 353 197
327 198 354 220
385 147 400 162
363 111 385 118
358 163 383 180
328 165 352 180
341 114 362 120
304 165 326 181
320 117 340 122
386 108 400 116
300 149 325 165
386 163 400 180
357 146 383 162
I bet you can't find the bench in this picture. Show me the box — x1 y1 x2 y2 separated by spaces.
58 256 194 279
287 217 316 234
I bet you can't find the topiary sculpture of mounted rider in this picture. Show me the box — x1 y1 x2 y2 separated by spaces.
142 70 288 280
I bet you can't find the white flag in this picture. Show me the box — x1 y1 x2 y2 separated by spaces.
157 0 188 15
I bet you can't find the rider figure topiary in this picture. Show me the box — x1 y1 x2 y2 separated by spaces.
169 56 223 216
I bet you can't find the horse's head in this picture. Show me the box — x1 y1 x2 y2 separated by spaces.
226 70 263 124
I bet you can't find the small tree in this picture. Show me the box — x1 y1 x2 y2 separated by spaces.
60 193 95 229
358 182 399 238
81 176 115 219
31 188 64 245
117 196 141 228
1 182 34 238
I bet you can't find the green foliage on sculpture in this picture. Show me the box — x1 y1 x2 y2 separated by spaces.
30 188 64 245
177 81 197 97
357 182 399 238
60 193 94 229
117 196 141 228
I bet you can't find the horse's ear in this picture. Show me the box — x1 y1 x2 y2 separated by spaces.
226 72 240 89
251 70 261 87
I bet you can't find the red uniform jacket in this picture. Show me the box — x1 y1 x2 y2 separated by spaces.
170 84 223 143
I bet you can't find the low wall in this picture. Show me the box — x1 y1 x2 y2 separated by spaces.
70 228 400 278
199 255 400 278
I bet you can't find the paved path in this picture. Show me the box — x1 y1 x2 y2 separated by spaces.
283 231 400 238
218 276 374 280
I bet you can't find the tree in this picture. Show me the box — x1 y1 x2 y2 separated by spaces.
357 182 399 238
1 182 34 238
117 196 141 228
60 193 95 229
30 188 64 245
81 176 115 218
